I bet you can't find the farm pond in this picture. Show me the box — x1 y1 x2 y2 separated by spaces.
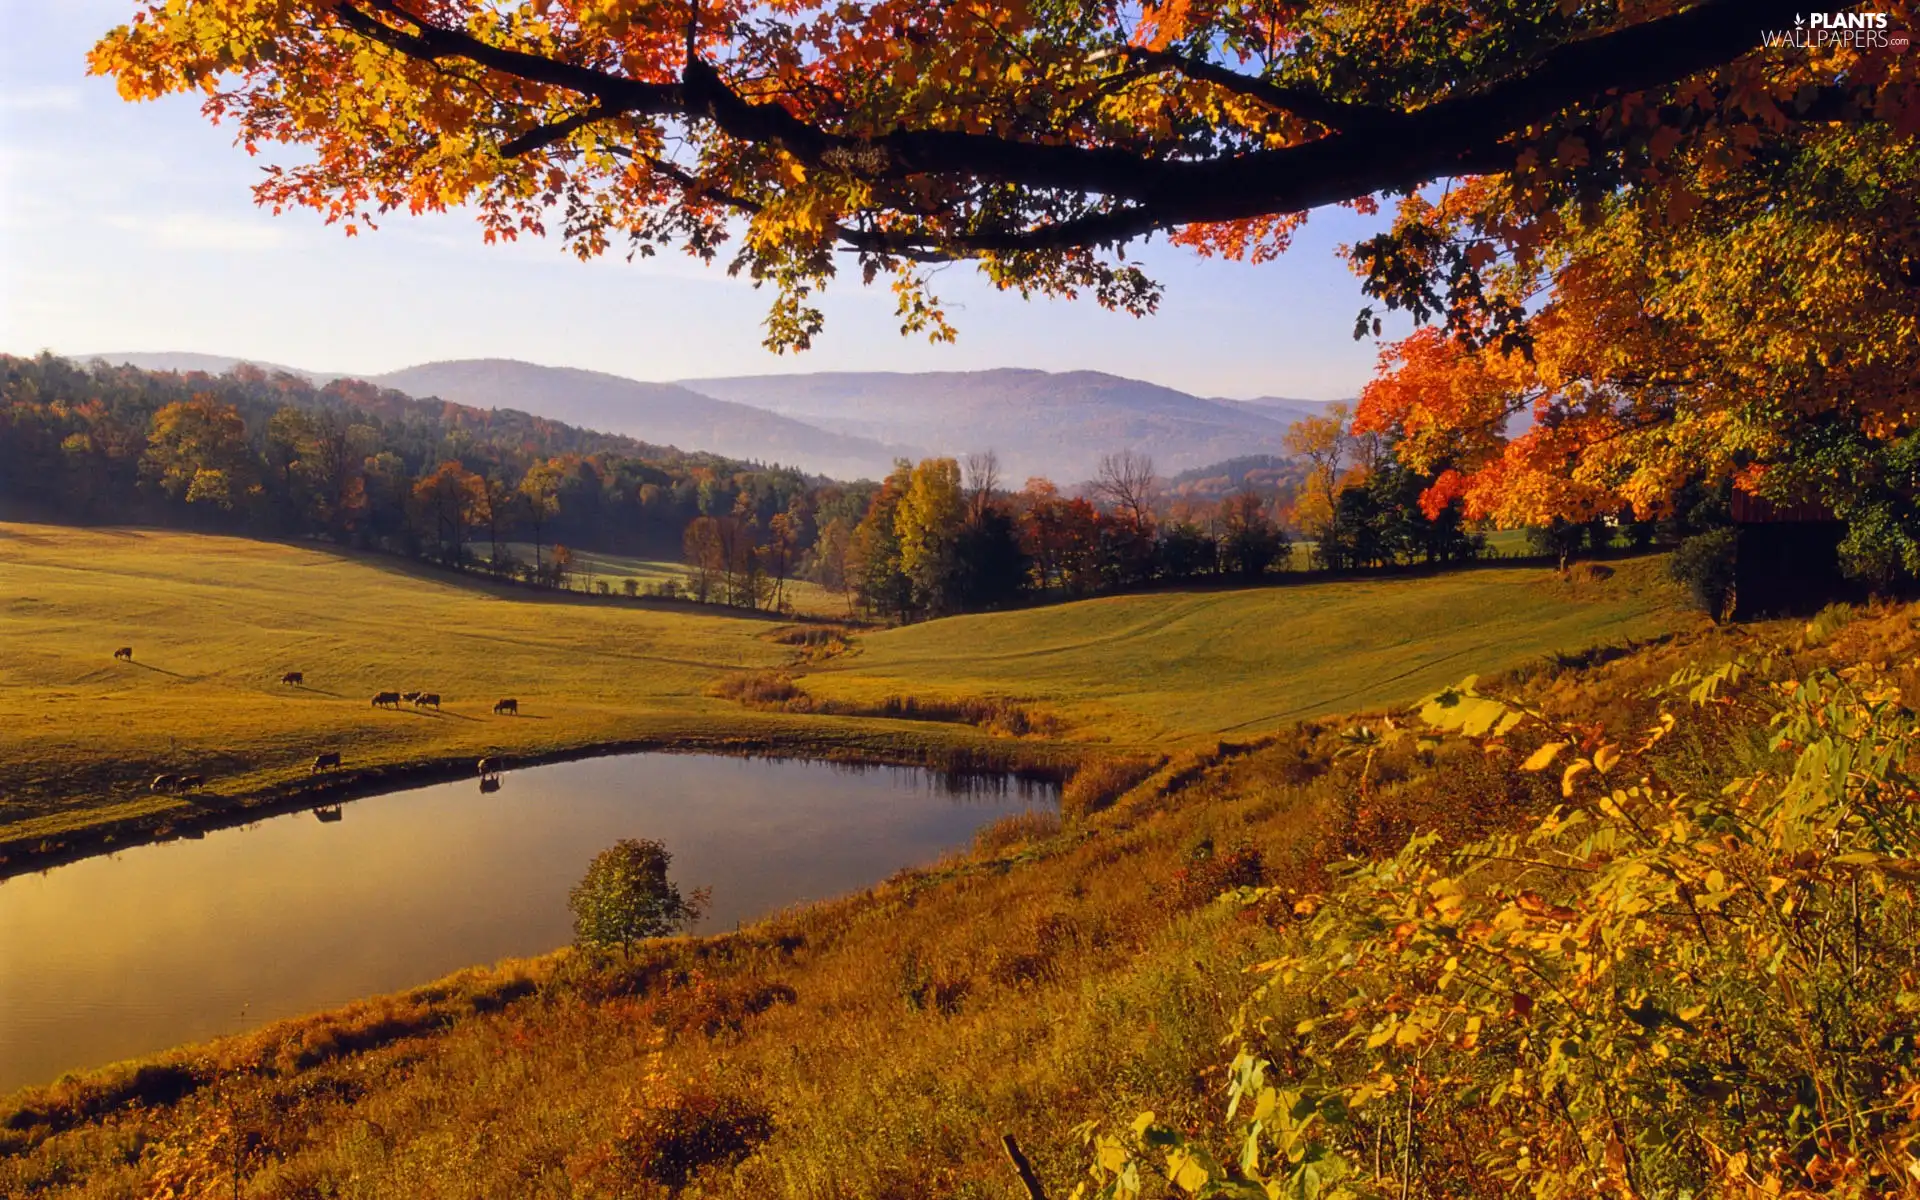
0 753 1058 1093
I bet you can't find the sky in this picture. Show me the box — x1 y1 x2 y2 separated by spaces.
0 1 1405 400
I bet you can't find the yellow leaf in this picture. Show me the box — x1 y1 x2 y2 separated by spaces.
1521 741 1570 771
1168 1149 1210 1193
1593 743 1621 773
1562 759 1593 798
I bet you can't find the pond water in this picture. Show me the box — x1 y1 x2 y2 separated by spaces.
0 753 1056 1093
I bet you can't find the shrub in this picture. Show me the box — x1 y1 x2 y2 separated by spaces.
707 672 809 710
1164 840 1265 910
622 578 640 597
568 839 710 959
1059 757 1158 821
618 1087 773 1190
971 809 1063 856
1669 526 1738 618
1081 663 1920 1199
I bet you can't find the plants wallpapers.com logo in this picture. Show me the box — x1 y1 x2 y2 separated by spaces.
1763 11 1911 50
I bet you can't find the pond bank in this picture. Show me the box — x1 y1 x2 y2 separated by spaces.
0 730 1079 882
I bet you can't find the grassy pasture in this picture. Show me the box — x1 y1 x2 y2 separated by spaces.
0 523 1682 857
806 557 1683 744
0 524 972 853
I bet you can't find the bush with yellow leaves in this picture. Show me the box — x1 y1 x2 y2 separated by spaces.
1075 662 1920 1198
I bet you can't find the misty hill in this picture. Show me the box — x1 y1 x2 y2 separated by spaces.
678 368 1336 482
85 351 338 383
366 360 914 479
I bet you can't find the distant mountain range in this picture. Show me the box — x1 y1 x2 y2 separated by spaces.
82 353 1339 482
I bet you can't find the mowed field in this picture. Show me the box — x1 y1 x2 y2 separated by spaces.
806 557 1685 743
0 522 1685 852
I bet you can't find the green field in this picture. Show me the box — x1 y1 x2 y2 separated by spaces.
807 558 1681 743
0 522 1685 858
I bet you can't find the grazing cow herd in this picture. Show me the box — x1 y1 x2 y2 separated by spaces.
112 646 529 797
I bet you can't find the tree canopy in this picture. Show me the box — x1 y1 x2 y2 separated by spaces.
91 0 1850 350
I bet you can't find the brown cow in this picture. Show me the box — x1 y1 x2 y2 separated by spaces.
150 773 178 792
492 698 518 715
114 647 133 661
413 692 441 709
477 756 501 777
401 691 422 703
312 751 342 773
175 774 205 791
281 671 304 685
371 691 402 708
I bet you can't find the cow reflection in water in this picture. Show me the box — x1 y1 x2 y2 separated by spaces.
479 777 501 794
313 804 343 823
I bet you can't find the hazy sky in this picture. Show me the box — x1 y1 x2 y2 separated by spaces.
1 1 1404 399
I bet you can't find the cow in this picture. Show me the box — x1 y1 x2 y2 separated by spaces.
413 692 441 709
114 647 134 661
371 691 402 708
174 774 205 790
493 698 519 715
150 773 178 792
281 671 304 685
401 691 422 703
477 756 501 777
312 751 342 773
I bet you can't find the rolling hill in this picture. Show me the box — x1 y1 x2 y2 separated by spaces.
367 360 913 479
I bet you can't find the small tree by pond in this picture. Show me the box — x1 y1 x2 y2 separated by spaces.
568 839 710 959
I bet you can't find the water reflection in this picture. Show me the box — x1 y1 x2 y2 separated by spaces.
0 753 1057 1093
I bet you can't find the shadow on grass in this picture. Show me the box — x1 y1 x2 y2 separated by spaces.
128 661 187 678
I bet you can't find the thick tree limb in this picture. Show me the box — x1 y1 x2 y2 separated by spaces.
334 0 1809 255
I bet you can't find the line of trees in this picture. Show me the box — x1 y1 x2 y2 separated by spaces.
802 444 1490 622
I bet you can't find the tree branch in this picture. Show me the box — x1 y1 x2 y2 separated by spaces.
333 0 1810 257
1110 47 1398 132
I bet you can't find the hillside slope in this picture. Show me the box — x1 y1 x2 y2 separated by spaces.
804 560 1682 743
